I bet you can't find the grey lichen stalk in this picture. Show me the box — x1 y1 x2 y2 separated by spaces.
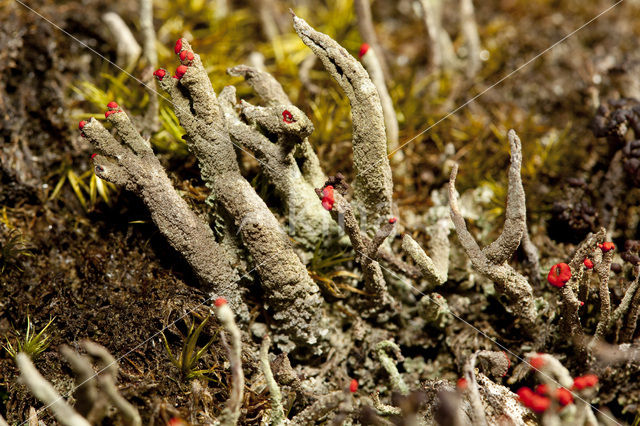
293 14 394 232
319 182 393 306
402 232 448 290
217 81 333 248
80 107 247 321
592 246 614 342
448 130 537 327
360 45 400 160
259 335 285 426
462 352 489 426
215 300 244 426
375 340 409 395
155 39 325 350
226 64 326 189
559 228 604 354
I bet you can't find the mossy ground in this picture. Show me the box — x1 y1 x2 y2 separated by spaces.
1 0 640 423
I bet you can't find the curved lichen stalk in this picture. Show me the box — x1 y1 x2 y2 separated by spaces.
79 105 247 321
448 130 537 327
217 81 334 248
293 13 394 233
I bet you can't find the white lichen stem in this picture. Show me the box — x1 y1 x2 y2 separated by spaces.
260 335 285 425
82 341 141 426
102 12 141 70
139 0 160 133
459 0 481 77
216 302 244 426
16 353 91 426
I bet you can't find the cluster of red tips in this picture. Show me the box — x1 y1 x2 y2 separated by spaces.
534 384 574 407
175 64 188 79
456 377 468 390
105 101 122 118
153 69 167 80
321 186 335 211
517 387 550 413
282 110 295 124
179 50 194 63
359 43 370 58
530 355 546 370
91 153 97 160
598 242 615 253
174 38 183 54
78 120 87 130
547 263 571 288
214 297 227 307
573 374 598 390
583 258 594 269
349 378 358 393
389 217 397 224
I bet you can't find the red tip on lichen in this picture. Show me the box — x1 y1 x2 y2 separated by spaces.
349 378 358 393
91 153 97 160
389 217 397 224
547 263 571 288
78 120 87 130
573 374 598 390
175 65 188 79
583 258 594 269
107 101 119 109
580 301 585 306
598 242 615 252
457 377 467 390
556 388 574 406
214 297 227 307
321 185 335 211
359 43 370 58
517 387 550 413
179 50 194 62
105 109 122 118
153 69 167 80
503 351 511 375
533 384 573 407
174 38 183 54
530 355 546 370
535 384 548 395
282 110 295 124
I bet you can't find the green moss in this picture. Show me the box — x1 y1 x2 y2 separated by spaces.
3 316 55 361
